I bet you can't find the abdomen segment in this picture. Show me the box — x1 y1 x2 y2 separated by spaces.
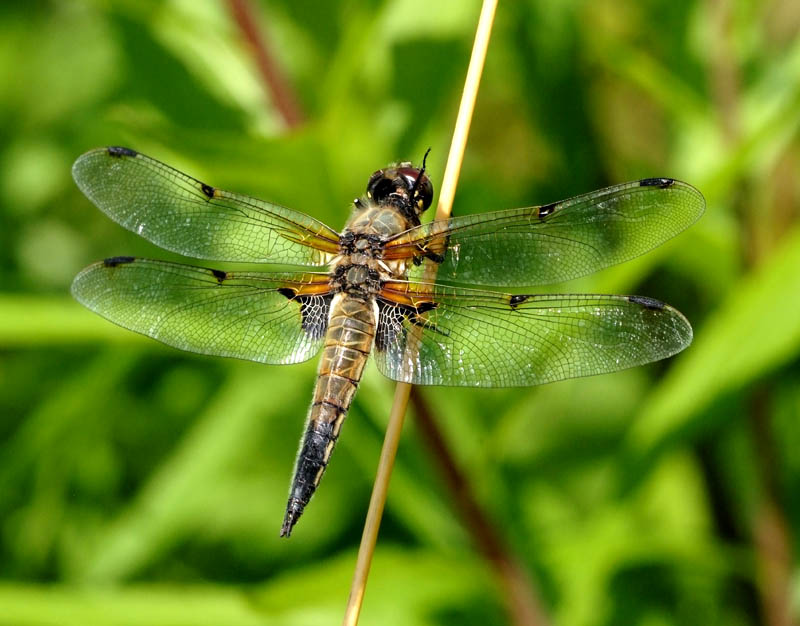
280 294 376 537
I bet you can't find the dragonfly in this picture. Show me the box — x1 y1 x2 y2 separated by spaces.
71 146 704 537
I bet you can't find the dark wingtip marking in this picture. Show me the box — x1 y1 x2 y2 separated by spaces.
510 294 530 307
210 269 227 283
201 183 215 199
277 287 296 299
639 177 675 188
538 202 557 219
416 301 438 313
628 295 665 310
107 146 138 158
103 256 135 267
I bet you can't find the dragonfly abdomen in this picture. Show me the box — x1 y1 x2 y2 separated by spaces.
280 293 377 537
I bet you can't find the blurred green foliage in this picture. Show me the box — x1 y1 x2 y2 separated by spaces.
1 0 799 625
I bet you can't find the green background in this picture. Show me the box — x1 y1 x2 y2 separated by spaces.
1 1 799 624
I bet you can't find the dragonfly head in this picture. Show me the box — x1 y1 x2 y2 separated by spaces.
365 150 434 219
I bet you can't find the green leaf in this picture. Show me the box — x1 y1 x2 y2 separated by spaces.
621 223 800 487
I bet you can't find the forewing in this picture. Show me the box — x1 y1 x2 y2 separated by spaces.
72 147 341 265
71 257 333 364
383 179 705 286
374 282 692 387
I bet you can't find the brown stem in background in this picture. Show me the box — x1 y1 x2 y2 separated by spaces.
225 0 306 128
709 0 740 143
410 388 550 626
750 387 796 626
708 2 795 625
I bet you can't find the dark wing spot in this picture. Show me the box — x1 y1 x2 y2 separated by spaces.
537 202 557 219
509 294 530 307
628 295 665 310
107 146 137 158
103 256 135 267
201 183 215 199
377 299 448 338
276 288 330 340
375 300 406 352
639 177 675 188
298 295 331 340
211 269 227 283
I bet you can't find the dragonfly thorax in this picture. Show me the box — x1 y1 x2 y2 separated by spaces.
338 231 384 256
330 262 382 296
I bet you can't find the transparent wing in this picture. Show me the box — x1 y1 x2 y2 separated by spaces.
72 147 341 265
383 178 705 286
72 257 333 364
374 281 692 387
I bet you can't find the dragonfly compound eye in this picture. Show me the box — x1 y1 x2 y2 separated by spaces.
366 171 397 205
392 167 431 213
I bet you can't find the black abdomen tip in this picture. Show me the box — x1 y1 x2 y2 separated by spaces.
280 499 305 538
639 177 675 188
107 146 138 158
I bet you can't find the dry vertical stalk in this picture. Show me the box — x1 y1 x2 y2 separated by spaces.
341 1 499 624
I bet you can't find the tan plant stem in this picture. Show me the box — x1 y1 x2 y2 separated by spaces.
342 1 498 624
